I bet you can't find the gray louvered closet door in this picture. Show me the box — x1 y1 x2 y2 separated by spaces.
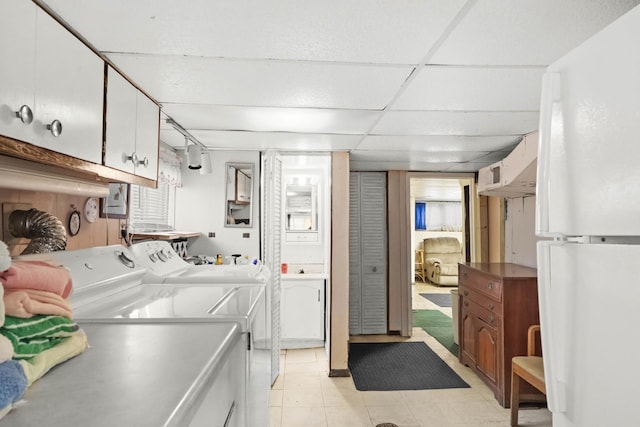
349 172 387 335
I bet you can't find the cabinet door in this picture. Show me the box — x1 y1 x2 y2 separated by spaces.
281 280 324 340
134 91 159 180
34 9 104 163
460 304 477 366
0 1 37 143
476 322 498 385
105 67 137 174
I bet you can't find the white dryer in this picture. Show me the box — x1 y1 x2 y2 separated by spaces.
16 245 269 427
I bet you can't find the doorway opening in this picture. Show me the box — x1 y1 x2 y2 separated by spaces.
409 175 474 344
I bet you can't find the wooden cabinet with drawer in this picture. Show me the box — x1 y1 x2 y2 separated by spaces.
458 263 540 407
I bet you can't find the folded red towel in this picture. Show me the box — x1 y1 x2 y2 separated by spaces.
0 261 73 298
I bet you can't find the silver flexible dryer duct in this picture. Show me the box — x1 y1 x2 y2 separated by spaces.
8 208 67 255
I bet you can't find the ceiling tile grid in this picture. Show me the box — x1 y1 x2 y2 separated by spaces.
37 0 640 171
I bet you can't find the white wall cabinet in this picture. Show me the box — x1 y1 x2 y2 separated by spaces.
0 1 104 164
105 66 159 180
280 278 324 348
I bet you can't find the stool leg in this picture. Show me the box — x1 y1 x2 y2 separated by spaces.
510 368 520 426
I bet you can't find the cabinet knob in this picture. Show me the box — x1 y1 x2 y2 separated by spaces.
46 120 62 137
372 266 377 273
15 105 33 125
488 315 494 324
463 290 469 296
464 301 469 307
126 152 139 165
488 303 494 310
137 156 149 168
487 282 493 290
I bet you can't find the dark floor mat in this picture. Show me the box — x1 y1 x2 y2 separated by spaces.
419 293 453 307
348 342 469 391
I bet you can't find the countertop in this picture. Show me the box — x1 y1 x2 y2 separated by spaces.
1 320 240 427
281 273 327 281
131 231 201 240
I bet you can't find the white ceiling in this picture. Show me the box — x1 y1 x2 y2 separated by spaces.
39 0 640 172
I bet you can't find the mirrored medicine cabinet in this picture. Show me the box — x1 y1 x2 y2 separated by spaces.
225 162 253 227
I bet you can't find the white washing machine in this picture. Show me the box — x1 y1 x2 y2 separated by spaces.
129 240 270 284
130 240 279 387
17 245 270 427
0 319 244 427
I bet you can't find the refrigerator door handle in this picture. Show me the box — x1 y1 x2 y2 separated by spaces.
536 72 561 237
537 241 567 413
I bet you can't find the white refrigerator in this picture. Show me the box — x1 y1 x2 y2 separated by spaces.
536 4 640 427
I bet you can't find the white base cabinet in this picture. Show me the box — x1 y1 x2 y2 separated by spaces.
280 278 325 349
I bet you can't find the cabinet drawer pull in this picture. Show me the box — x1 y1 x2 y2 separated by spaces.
463 290 469 296
488 315 494 323
15 105 33 125
137 156 149 168
464 301 469 307
487 282 493 290
127 152 138 165
488 303 494 310
317 289 321 302
46 119 62 137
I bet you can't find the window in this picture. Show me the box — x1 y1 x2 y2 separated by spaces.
128 144 181 232
415 202 426 230
129 181 175 231
415 201 462 231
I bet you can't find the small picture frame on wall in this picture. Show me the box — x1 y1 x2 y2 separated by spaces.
100 183 129 219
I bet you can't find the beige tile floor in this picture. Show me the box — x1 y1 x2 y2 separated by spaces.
270 281 552 427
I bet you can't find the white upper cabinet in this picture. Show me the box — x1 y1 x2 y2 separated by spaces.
0 1 37 144
134 91 159 180
105 66 159 180
0 1 104 163
34 8 104 163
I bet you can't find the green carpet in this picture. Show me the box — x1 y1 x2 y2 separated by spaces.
413 309 458 357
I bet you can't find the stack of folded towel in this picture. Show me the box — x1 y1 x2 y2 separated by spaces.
0 241 88 420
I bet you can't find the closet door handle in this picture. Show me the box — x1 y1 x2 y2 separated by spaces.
317 290 321 302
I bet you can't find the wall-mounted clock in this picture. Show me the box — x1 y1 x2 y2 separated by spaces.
68 210 81 236
84 197 99 223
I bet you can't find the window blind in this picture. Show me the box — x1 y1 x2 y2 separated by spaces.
129 181 175 231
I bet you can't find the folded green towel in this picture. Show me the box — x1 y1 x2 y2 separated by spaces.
0 315 79 360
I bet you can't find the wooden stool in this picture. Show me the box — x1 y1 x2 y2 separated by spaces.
510 325 546 426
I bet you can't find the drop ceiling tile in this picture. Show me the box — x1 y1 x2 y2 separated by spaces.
159 128 189 147
41 0 465 64
358 135 520 152
468 151 513 163
350 150 488 163
372 111 539 135
107 54 412 109
161 104 381 134
188 130 361 151
444 162 495 172
350 160 460 172
393 66 545 111
431 0 640 65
